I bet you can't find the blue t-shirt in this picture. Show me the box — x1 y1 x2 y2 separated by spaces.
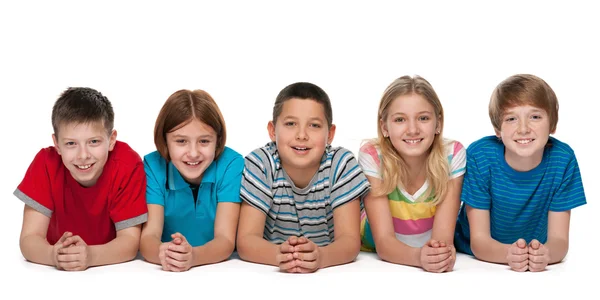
455 136 587 255
144 146 244 247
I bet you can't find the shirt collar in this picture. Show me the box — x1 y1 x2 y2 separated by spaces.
167 160 216 190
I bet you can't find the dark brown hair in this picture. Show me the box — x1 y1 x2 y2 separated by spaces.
51 87 114 137
272 82 333 128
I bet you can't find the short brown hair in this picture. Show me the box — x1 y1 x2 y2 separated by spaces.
51 87 114 138
489 74 559 133
154 89 227 161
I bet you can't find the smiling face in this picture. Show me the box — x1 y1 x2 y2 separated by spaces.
381 93 439 164
496 105 552 171
268 98 335 178
52 121 116 187
166 119 217 185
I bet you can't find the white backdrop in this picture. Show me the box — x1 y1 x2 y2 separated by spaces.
0 0 597 299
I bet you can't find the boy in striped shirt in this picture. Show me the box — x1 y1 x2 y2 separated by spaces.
455 74 587 272
236 82 370 273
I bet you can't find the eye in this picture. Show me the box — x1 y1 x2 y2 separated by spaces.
65 141 75 146
89 139 101 145
504 116 516 122
200 139 211 144
175 139 186 144
310 123 321 128
531 114 543 120
394 117 404 123
284 121 296 126
418 115 430 121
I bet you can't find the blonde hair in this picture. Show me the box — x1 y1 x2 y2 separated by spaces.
371 75 450 206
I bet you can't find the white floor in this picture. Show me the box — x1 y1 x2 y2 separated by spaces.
5 245 592 299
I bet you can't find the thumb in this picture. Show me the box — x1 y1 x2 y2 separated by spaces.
529 239 540 250
174 233 188 244
57 231 72 244
516 238 527 249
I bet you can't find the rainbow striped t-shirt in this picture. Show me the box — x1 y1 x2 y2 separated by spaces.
358 139 466 251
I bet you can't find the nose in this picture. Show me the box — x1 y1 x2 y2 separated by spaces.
296 125 308 141
517 118 530 134
188 142 201 158
407 119 420 135
78 145 91 160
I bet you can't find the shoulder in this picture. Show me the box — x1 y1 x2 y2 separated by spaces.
465 136 503 160
25 146 63 173
442 138 466 156
245 142 278 163
143 150 167 172
547 136 576 158
109 141 143 167
217 146 243 163
358 140 380 157
466 136 500 151
215 146 244 173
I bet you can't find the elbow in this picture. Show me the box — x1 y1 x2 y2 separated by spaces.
221 237 236 259
346 236 361 260
469 235 486 259
235 235 251 261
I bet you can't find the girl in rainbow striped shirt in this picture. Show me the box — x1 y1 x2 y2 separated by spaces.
358 75 466 273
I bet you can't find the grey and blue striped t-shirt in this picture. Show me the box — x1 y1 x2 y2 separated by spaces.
455 136 587 255
240 142 371 246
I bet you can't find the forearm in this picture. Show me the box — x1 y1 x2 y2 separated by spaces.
237 235 280 266
546 237 569 264
191 236 235 266
319 235 361 268
20 235 54 266
374 236 421 267
139 235 162 265
471 236 511 264
89 234 140 267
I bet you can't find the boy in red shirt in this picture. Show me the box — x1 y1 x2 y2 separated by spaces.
14 87 148 271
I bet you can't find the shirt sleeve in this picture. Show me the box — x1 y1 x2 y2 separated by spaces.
449 141 467 179
110 161 149 231
549 154 587 211
13 149 54 218
144 155 166 206
460 146 492 210
217 154 244 203
357 142 382 179
330 148 371 209
239 150 274 215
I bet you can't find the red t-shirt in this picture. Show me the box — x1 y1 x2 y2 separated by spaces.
14 141 148 245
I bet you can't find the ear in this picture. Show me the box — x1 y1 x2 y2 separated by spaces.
379 118 388 137
108 129 117 151
327 124 336 145
436 115 443 134
494 129 502 138
52 133 61 155
267 121 276 142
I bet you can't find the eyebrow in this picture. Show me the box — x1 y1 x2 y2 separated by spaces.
60 136 104 141
281 116 324 122
171 134 215 139
390 111 433 116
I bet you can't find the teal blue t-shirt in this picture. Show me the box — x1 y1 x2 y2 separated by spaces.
455 136 587 255
144 147 244 247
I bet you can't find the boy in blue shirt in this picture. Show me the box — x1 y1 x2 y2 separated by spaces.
455 74 587 272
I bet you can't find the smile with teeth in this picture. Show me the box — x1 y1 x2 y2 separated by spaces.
292 146 310 151
76 163 93 170
403 139 423 144
185 161 201 166
516 139 534 144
